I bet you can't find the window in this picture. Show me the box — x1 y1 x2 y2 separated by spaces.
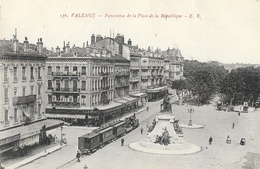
73 66 77 74
5 110 8 123
38 84 41 95
48 80 52 89
48 95 52 104
56 95 60 101
82 81 86 91
4 67 8 82
56 66 60 73
22 67 26 80
14 108 18 122
31 86 34 95
82 66 86 75
38 67 41 80
38 104 41 115
47 66 52 75
23 86 26 96
31 67 34 80
81 95 86 105
64 66 69 75
56 80 60 91
64 80 69 89
13 67 17 82
4 88 8 103
14 88 17 96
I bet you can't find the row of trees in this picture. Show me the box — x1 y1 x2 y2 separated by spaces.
220 67 260 106
172 60 260 106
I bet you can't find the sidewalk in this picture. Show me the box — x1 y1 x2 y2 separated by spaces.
2 106 147 169
4 144 66 169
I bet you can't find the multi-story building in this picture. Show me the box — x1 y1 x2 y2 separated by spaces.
0 31 63 158
45 43 138 126
140 48 168 101
167 48 184 82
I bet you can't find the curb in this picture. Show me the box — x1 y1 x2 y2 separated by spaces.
5 144 66 169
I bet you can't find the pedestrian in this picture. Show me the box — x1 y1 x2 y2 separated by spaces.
121 138 124 146
140 126 144 134
76 150 81 162
83 165 88 169
232 122 235 129
146 106 149 111
209 137 213 145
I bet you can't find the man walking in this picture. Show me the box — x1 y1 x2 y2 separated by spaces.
121 138 124 146
232 122 235 129
209 137 213 145
76 150 81 162
140 126 144 134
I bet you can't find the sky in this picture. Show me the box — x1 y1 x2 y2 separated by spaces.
0 0 260 64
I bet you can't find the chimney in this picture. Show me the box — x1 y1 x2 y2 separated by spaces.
63 41 65 51
51 47 54 53
96 35 103 43
13 29 19 53
23 37 29 53
87 41 89 46
83 42 85 48
56 46 60 56
65 42 70 53
91 34 95 45
37 38 43 54
127 39 132 46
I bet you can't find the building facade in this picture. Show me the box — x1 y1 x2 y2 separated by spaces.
45 44 138 126
0 32 63 158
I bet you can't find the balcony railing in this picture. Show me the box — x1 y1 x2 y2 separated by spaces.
101 99 110 105
52 88 80 93
101 86 110 90
116 83 129 88
52 101 80 108
142 66 148 69
13 95 36 105
141 76 148 79
99 71 110 76
115 72 130 76
30 77 35 82
52 72 81 76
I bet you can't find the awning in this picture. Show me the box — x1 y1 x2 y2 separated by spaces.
46 113 85 119
23 112 30 117
130 93 147 98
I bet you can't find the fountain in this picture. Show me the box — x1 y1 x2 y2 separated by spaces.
129 94 201 155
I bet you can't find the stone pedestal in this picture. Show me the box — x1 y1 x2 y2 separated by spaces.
129 112 201 155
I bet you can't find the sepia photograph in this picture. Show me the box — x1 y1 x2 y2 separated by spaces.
0 0 260 168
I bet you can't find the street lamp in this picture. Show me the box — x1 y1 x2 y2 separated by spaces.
188 106 194 126
60 126 63 146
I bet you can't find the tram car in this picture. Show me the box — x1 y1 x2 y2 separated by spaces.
78 116 139 155
110 120 126 138
124 115 139 133
78 131 100 154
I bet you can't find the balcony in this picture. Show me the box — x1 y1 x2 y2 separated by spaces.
101 86 110 91
141 66 148 69
52 101 80 108
115 72 130 77
141 76 148 80
130 66 140 70
38 76 42 81
99 71 110 76
52 72 81 77
130 77 139 82
13 95 36 105
52 88 80 93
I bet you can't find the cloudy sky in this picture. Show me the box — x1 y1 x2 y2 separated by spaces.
0 0 260 64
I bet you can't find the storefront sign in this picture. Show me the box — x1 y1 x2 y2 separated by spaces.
20 130 40 139
0 134 20 146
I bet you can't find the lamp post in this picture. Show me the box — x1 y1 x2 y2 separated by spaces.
188 106 194 126
60 126 63 145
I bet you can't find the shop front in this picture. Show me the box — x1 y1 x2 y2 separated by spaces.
147 86 168 101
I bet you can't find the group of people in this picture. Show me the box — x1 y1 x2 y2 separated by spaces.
208 122 245 146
